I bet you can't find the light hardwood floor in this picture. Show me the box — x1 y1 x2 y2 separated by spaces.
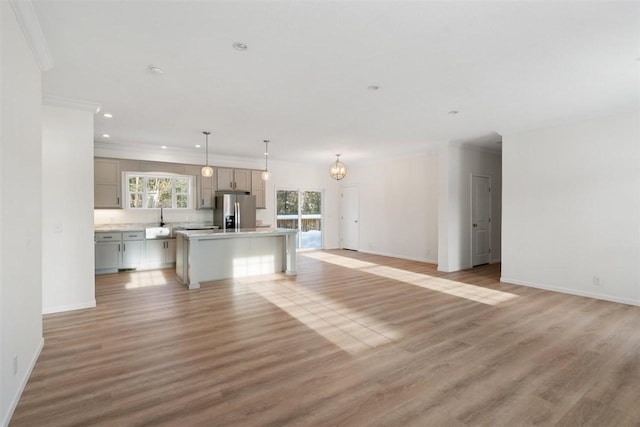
11 250 640 426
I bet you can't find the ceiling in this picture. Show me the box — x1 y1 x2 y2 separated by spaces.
33 1 639 164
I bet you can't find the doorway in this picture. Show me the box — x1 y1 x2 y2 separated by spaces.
341 186 359 250
276 189 323 250
471 175 491 266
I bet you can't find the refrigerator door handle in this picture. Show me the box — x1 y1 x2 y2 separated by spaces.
235 202 240 230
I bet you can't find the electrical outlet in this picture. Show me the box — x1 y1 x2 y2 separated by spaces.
13 355 18 375
593 276 602 287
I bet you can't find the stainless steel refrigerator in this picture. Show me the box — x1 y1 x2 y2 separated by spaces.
214 193 256 230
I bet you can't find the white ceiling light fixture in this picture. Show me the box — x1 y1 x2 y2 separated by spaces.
233 42 248 51
148 65 165 75
195 144 201 148
329 154 347 180
201 131 214 177
102 134 110 138
161 145 167 149
103 113 112 118
261 139 271 181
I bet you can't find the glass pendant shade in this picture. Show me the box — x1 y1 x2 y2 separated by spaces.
261 139 271 181
329 154 347 180
201 131 213 177
201 165 214 177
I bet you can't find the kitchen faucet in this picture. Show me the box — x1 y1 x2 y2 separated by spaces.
160 206 165 226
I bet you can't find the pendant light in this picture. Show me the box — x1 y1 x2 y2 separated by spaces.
201 131 214 177
329 154 347 180
261 139 271 181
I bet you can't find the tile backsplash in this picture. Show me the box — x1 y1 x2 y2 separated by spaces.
94 209 214 225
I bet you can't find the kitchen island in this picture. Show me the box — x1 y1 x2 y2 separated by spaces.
175 228 298 289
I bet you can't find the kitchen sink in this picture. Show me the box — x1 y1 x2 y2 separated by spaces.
145 226 172 239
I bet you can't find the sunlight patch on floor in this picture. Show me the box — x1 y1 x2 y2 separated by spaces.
124 270 171 289
233 255 276 278
302 252 517 306
250 281 402 355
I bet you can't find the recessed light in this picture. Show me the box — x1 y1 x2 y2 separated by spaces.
148 65 165 74
195 144 201 148
102 134 110 138
161 145 167 149
367 85 380 91
448 110 459 115
103 113 113 118
233 42 248 51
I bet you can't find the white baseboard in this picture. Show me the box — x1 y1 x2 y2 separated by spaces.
42 299 96 315
500 276 640 307
2 337 44 427
437 263 473 273
358 249 437 265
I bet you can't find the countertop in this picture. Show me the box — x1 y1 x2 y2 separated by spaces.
95 222 217 233
176 227 297 240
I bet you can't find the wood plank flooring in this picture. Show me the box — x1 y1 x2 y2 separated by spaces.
10 250 640 426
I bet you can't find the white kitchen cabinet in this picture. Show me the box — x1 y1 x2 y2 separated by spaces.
122 231 145 269
95 231 145 273
217 168 251 192
251 170 266 209
95 241 121 270
166 239 177 263
145 239 176 266
95 158 121 208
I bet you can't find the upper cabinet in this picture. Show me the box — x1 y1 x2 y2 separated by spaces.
185 165 216 209
251 170 266 209
217 168 251 192
94 158 260 210
94 158 121 208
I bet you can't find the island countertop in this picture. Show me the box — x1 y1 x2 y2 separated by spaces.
175 227 297 240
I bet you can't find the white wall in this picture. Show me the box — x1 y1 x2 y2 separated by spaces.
1 2 44 424
42 104 96 314
346 152 439 262
438 143 502 271
502 111 640 305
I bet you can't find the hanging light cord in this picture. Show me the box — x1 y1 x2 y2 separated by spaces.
264 140 269 171
204 131 211 166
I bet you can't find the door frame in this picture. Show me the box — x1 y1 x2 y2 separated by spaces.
274 187 325 251
470 174 492 266
340 185 360 251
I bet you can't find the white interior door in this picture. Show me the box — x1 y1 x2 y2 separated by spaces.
341 186 359 250
472 175 491 266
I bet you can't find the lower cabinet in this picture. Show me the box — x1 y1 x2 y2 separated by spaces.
95 232 176 274
144 239 176 268
122 240 144 268
95 241 121 270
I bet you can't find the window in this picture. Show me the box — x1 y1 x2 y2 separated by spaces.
276 189 322 250
125 173 192 209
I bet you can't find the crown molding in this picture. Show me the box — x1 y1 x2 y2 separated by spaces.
43 94 102 113
9 0 54 71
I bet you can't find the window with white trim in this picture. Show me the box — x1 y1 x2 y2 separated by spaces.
125 173 193 209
